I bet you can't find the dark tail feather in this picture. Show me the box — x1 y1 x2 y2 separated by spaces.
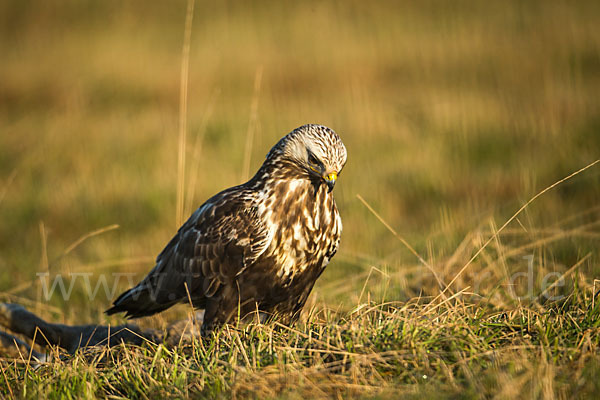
105 286 179 319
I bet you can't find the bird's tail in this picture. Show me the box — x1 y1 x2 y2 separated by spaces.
105 284 179 319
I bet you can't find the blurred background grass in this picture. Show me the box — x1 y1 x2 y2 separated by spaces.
0 0 599 324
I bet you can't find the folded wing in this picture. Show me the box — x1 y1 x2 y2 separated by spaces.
106 189 270 318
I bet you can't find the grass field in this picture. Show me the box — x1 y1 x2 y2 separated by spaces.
1 0 600 398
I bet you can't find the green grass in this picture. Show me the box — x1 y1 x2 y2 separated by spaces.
1 0 600 398
5 293 600 398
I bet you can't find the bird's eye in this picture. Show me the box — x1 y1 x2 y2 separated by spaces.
308 153 319 166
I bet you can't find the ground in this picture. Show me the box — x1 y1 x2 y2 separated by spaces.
0 0 599 398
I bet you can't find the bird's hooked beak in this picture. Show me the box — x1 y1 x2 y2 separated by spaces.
323 171 337 192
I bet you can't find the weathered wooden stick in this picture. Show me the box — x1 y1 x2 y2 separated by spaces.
0 303 202 360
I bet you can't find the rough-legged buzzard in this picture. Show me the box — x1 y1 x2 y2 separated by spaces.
106 124 347 332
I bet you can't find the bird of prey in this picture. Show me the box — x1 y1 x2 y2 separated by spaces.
106 124 347 332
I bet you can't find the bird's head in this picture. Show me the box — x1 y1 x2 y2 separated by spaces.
267 124 347 192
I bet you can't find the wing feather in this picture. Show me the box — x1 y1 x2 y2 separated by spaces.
106 188 271 318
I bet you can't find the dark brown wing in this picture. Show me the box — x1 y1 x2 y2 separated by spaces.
106 187 271 318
